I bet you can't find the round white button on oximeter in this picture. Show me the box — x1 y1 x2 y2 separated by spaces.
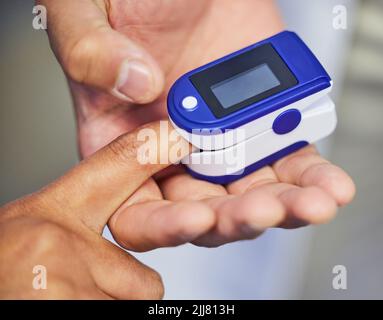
181 96 198 110
167 31 337 184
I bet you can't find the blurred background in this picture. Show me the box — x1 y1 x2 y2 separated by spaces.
1 0 382 299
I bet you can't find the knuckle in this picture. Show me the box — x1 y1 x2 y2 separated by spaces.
107 132 140 164
30 222 71 255
111 232 134 251
64 32 100 83
134 265 164 300
46 278 77 298
146 270 165 300
45 276 94 300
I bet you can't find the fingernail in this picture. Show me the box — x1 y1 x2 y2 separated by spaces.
114 59 153 102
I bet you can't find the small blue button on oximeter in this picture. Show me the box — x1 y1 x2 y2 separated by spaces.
168 31 337 184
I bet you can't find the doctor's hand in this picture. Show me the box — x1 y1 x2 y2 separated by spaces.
40 0 355 249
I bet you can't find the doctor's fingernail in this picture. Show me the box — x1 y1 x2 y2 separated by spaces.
113 59 154 102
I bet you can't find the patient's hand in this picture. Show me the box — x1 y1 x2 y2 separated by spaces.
0 122 187 299
41 0 355 250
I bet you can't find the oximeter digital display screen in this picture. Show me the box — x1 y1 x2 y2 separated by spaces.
211 64 281 109
190 44 298 118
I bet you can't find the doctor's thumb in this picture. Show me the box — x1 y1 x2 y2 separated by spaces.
40 0 164 103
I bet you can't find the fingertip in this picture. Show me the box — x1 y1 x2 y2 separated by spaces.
334 173 356 207
340 178 356 206
289 186 338 224
326 167 356 206
301 163 356 206
111 57 164 104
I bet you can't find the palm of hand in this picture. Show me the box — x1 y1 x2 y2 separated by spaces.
69 0 355 250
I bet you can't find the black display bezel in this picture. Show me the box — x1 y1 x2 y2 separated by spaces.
189 43 298 119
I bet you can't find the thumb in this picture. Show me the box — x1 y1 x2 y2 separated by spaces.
40 121 191 233
39 0 164 103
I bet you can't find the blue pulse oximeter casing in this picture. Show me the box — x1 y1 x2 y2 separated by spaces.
167 31 337 184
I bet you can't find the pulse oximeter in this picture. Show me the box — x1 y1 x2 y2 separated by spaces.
167 31 337 184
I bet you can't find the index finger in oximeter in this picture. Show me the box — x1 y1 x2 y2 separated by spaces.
167 31 337 184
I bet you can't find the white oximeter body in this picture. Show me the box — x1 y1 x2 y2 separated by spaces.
167 31 336 184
